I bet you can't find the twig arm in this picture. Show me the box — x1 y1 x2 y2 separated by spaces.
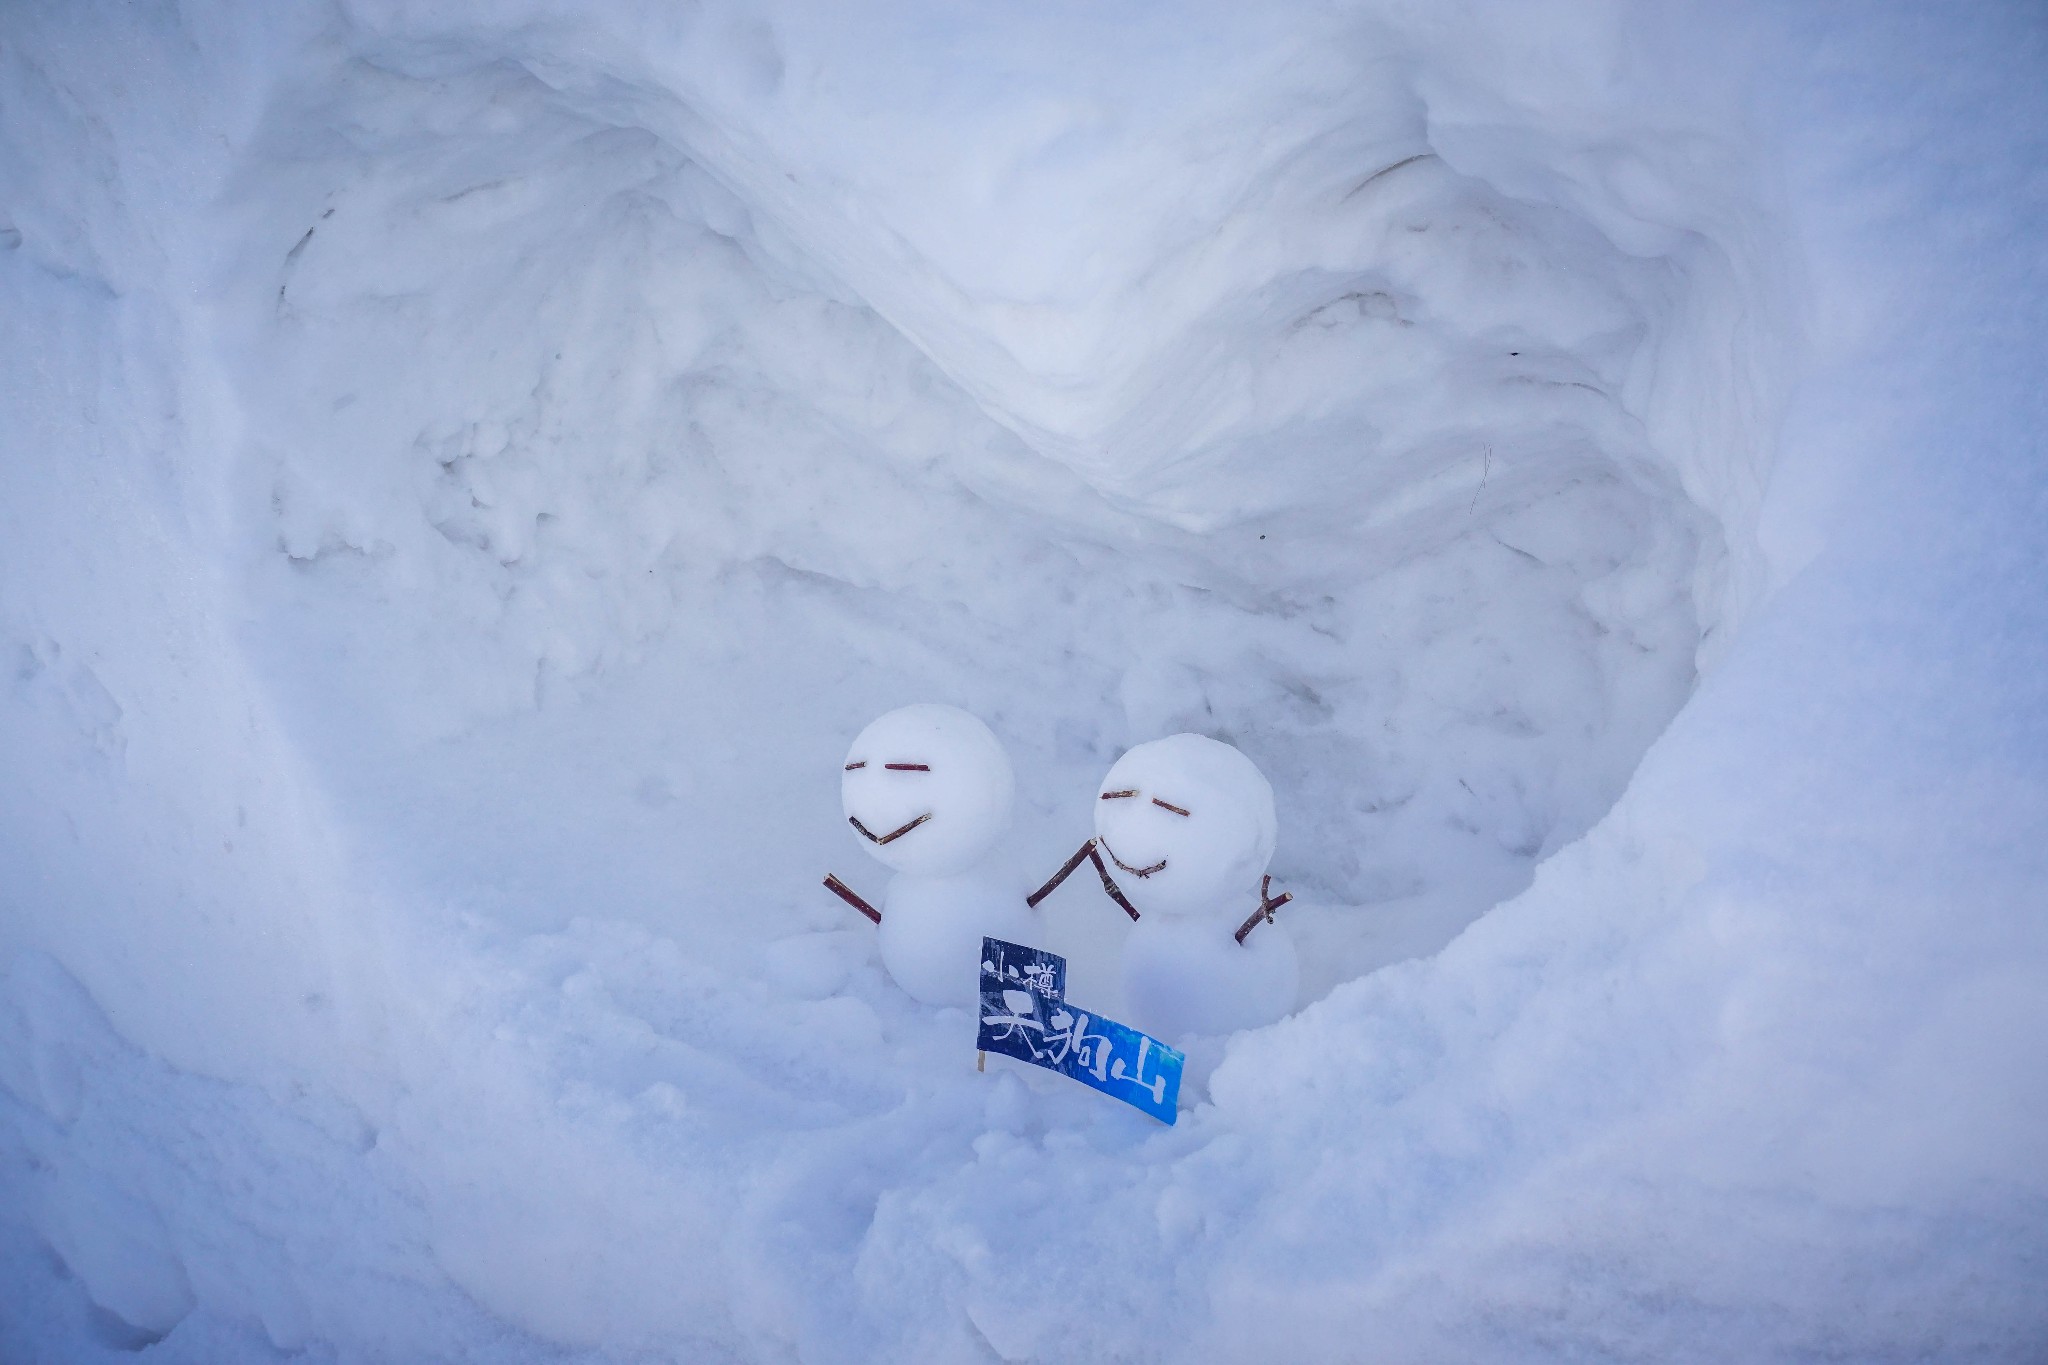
1027 839 1097 908
1023 837 1143 922
1234 875 1293 944
1087 845 1143 922
824 873 882 926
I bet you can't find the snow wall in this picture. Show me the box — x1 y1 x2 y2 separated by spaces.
1 0 2043 1360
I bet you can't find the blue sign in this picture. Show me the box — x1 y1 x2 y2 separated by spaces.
977 937 1183 1124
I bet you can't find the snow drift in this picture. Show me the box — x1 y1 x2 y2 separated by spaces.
1 0 2043 1360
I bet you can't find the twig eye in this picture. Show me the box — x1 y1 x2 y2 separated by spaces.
884 762 931 772
1151 797 1191 817
844 761 866 771
1100 789 1137 800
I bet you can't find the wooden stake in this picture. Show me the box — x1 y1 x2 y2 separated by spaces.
977 1050 986 1073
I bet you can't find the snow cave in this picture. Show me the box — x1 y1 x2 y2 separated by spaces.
2 2 2043 1360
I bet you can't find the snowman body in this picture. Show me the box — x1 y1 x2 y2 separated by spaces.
842 704 1035 1007
876 867 1031 1007
1121 914 1298 1042
1095 734 1298 1039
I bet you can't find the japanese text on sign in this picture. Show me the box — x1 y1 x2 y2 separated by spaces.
977 937 1183 1123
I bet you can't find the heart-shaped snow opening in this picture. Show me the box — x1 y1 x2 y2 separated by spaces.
232 19 1788 1006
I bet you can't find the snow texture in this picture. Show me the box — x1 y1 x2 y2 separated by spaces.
1 0 2045 1360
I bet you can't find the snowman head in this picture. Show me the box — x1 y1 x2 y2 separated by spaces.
841 704 1014 876
1093 734 1276 918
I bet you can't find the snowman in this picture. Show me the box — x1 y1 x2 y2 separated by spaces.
823 703 1037 1007
1032 733 1298 1040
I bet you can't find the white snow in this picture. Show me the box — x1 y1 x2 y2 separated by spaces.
2 0 2044 1360
1120 915 1300 1048
842 704 1016 879
1094 733 1277 919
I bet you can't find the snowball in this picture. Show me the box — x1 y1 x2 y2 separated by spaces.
879 869 1037 1008
1093 734 1277 917
1120 915 1299 1041
842 704 1015 876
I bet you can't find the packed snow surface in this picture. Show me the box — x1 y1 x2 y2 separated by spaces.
2 0 2045 1360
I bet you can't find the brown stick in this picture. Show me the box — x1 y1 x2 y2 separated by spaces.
1099 839 1166 878
823 873 882 926
1235 874 1293 944
1027 839 1097 908
1087 845 1143 922
849 811 931 846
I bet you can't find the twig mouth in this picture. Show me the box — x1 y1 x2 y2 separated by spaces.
1100 839 1166 879
849 811 932 846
